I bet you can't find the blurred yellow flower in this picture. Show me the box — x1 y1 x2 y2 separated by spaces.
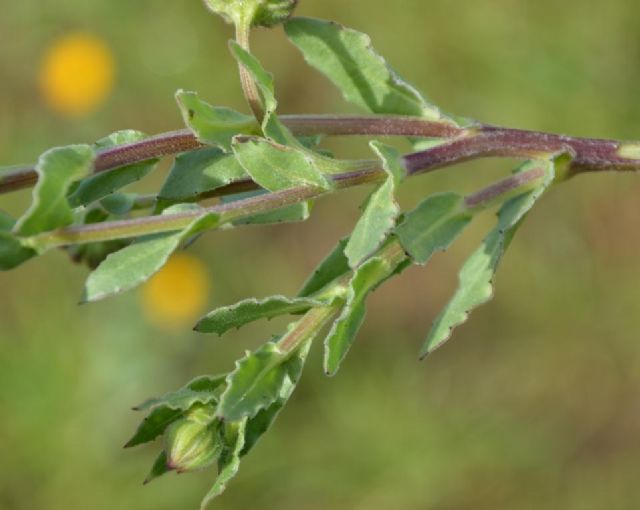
39 32 115 117
140 253 211 330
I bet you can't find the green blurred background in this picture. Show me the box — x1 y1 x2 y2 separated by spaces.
2 1 640 508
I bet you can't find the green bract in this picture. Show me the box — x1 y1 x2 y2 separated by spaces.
203 0 297 28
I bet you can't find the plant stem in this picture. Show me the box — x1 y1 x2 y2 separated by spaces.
277 303 340 354
235 23 265 122
464 164 547 210
2 117 638 197
25 149 551 252
277 240 409 355
27 183 324 250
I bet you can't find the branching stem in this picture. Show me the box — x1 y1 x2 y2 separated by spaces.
25 155 555 252
5 114 640 252
2 116 637 196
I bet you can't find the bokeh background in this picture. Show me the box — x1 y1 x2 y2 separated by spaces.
2 1 640 508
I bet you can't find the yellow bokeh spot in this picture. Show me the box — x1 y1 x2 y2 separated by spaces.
140 253 211 331
39 32 115 117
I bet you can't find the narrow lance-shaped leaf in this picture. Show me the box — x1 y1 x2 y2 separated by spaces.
233 136 332 191
229 41 366 177
176 90 258 151
14 145 95 236
200 340 312 508
298 237 351 297
199 420 246 510
126 375 227 449
285 17 451 123
241 338 312 455
216 342 289 422
83 205 220 302
395 192 474 265
217 304 330 422
195 295 329 336
228 40 297 146
133 375 227 413
420 158 559 357
68 131 159 207
324 253 399 376
144 452 171 485
345 142 405 268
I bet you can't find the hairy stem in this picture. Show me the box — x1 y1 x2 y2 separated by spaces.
24 151 553 252
2 117 638 197
277 303 341 354
464 165 547 210
235 23 265 122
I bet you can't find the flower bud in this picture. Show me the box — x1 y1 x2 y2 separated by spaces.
253 0 298 27
203 0 298 28
164 404 222 473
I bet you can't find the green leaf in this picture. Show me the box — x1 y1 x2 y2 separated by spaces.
195 295 328 335
133 375 227 412
345 142 405 268
199 420 246 510
157 148 247 206
176 90 258 151
298 237 351 297
229 41 359 178
68 131 159 207
0 211 36 270
143 452 171 485
228 41 296 146
241 339 311 456
285 17 449 123
233 136 332 191
126 375 226 449
324 255 397 375
420 159 557 357
216 342 289 422
420 229 512 359
14 145 95 236
395 192 474 265
99 193 138 216
126 407 183 449
83 205 220 302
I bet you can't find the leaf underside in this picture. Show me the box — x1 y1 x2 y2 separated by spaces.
285 17 447 122
421 158 557 357
344 142 405 268
83 206 219 302
195 295 328 335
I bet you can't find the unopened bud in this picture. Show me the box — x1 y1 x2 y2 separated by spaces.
203 0 298 28
164 404 221 473
253 0 298 27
